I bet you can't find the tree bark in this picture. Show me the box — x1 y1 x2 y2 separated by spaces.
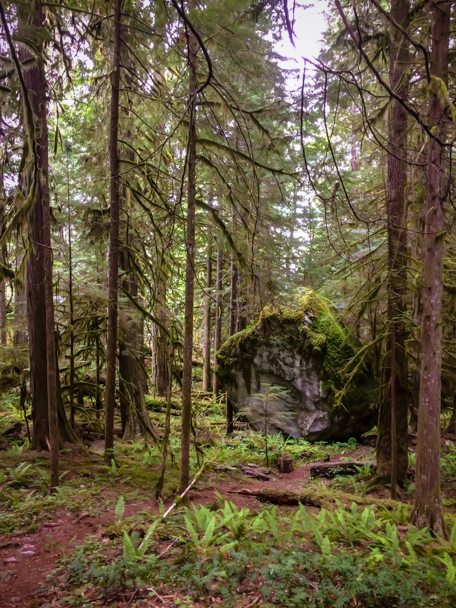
202 239 212 392
18 17 48 451
446 391 456 435
104 0 123 454
0 274 6 345
376 0 409 491
10 0 74 453
229 253 238 338
67 154 75 430
119 236 154 440
13 278 27 346
40 65 59 488
213 241 223 394
410 1 450 538
151 288 169 398
156 345 174 499
180 0 198 494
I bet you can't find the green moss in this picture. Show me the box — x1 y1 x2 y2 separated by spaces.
216 290 355 392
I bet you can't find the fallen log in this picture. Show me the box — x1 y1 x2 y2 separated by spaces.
242 468 270 481
229 487 407 511
236 463 270 481
310 461 372 479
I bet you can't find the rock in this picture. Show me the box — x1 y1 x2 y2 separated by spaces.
278 453 293 473
20 550 36 557
0 570 15 582
216 291 378 442
3 557 18 563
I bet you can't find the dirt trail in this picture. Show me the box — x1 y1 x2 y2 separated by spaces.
0 451 373 607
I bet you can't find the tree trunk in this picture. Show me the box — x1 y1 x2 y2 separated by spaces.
0 275 6 345
229 253 238 338
104 0 122 454
13 278 27 346
180 0 198 494
19 28 49 451
446 391 456 435
410 1 450 538
9 0 73 454
410 366 419 433
375 0 409 491
11 0 59 482
40 64 59 488
119 237 154 440
151 289 169 398
67 155 75 430
202 239 212 392
156 345 174 499
213 242 223 394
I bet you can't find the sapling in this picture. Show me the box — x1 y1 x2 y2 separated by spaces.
245 384 293 467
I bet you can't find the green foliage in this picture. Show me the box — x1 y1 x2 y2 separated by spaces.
63 499 456 606
244 384 292 466
115 496 125 522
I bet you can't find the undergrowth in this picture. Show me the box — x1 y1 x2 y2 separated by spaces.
56 495 456 607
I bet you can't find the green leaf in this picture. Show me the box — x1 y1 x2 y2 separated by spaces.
115 496 125 522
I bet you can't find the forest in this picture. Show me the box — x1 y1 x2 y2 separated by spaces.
1 0 456 606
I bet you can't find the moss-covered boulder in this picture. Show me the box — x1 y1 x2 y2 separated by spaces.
216 291 378 442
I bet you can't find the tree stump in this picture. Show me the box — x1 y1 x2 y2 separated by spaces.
278 453 293 473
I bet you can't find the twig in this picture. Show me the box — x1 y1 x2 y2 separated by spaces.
124 587 138 608
147 587 165 602
75 511 89 523
157 541 174 559
137 453 220 553
245 596 260 608
162 451 220 519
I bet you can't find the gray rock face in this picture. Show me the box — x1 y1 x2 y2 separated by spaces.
216 293 378 442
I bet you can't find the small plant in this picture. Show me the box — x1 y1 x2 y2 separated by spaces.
6 462 34 487
98 459 128 479
245 384 292 467
5 441 30 458
115 495 125 522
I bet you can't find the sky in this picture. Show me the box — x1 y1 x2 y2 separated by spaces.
277 1 327 67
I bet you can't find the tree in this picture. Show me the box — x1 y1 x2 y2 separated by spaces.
104 0 123 455
374 0 410 494
410 0 450 537
179 0 199 494
202 238 212 392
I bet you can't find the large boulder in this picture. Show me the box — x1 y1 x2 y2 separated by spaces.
216 291 378 442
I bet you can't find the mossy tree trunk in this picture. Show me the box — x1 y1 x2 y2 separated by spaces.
213 241 223 394
410 1 449 538
446 392 456 435
104 0 122 454
15 0 75 452
375 0 409 491
202 238 212 392
14 278 27 346
151 284 169 398
119 243 151 440
180 0 198 494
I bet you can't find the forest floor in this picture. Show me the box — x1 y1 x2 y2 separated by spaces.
2 395 456 607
